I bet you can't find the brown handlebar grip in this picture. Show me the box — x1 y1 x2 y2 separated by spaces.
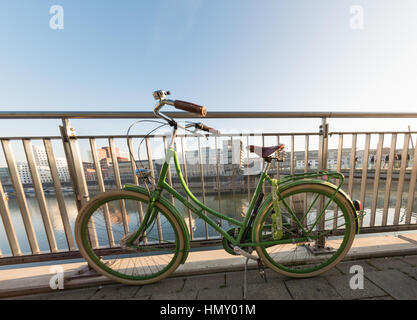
174 100 207 117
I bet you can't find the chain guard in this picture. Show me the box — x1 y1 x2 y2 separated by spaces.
222 228 252 256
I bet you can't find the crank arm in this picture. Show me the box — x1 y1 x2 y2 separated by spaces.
233 246 259 261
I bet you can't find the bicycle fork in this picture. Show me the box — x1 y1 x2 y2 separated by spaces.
122 192 161 248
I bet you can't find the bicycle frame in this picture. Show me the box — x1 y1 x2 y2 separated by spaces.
124 127 349 249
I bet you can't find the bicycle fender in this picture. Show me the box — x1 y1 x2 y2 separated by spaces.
251 179 360 242
123 184 191 264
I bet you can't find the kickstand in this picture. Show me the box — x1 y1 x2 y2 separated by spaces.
235 246 267 299
243 257 250 300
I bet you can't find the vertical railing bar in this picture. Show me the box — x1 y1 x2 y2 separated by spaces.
370 134 384 227
230 136 237 215
215 136 222 219
22 139 58 253
145 136 163 241
405 134 417 224
127 137 147 244
304 135 309 173
246 136 250 201
43 138 76 251
127 137 145 220
197 137 209 240
1 139 40 254
336 134 343 173
323 128 328 171
262 135 265 194
180 136 194 240
290 135 294 175
318 130 323 172
393 133 410 225
333 134 343 229
90 138 115 247
109 138 130 234
162 136 175 205
276 136 280 180
347 134 357 198
0 177 22 256
304 135 309 217
382 133 397 226
359 134 371 227
59 127 80 210
144 137 156 185
261 135 265 170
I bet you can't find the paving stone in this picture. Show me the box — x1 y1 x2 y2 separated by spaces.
365 270 417 300
367 257 411 270
322 266 343 277
325 274 386 300
127 295 151 300
150 291 198 300
245 280 292 300
89 284 141 300
45 287 100 300
135 277 185 296
182 273 226 291
284 277 343 300
399 266 417 281
226 270 267 287
401 255 417 267
197 286 243 300
264 268 294 280
360 296 394 300
336 260 377 275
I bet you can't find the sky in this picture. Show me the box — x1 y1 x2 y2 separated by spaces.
1 0 417 159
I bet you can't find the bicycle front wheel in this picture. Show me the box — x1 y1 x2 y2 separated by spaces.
254 183 356 278
75 190 186 285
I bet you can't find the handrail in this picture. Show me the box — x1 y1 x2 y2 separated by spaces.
1 111 417 119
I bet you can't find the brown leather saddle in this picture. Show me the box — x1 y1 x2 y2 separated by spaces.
247 144 285 158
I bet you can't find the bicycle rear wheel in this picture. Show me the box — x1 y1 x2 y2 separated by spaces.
75 190 186 285
254 183 356 278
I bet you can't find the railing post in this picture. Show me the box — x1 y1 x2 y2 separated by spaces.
319 117 329 171
316 117 328 249
59 118 90 211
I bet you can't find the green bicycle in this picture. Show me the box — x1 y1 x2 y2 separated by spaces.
75 90 362 285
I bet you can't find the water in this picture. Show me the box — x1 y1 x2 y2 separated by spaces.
1 179 417 257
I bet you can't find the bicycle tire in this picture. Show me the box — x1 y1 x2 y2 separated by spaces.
75 190 186 285
253 183 356 278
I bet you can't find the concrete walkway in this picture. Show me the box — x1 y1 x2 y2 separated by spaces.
8 254 417 300
2 232 417 300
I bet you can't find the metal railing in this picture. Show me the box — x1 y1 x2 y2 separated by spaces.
1 111 417 265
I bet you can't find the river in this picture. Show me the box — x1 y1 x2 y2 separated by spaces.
1 178 417 256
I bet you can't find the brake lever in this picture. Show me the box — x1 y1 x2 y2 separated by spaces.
184 127 207 139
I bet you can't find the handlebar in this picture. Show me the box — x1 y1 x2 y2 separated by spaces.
174 100 207 117
153 90 220 135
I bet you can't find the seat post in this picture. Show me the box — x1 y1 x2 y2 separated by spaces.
262 160 272 174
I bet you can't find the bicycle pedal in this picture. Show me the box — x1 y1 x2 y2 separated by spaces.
257 259 267 283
